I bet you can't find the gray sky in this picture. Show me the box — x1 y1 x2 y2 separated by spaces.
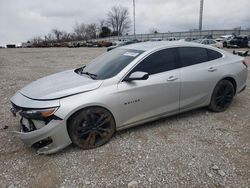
0 0 249 46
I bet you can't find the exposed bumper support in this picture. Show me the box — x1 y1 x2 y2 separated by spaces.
12 119 72 154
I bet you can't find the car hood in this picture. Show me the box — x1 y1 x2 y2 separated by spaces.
19 70 103 100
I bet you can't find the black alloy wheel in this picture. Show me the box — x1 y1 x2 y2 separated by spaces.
209 80 235 112
68 107 116 149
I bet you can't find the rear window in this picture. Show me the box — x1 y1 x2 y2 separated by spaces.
207 49 222 61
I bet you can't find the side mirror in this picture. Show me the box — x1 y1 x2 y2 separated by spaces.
124 71 149 82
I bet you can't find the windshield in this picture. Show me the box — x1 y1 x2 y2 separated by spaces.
78 48 144 80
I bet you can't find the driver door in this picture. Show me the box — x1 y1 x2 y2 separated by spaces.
116 48 180 128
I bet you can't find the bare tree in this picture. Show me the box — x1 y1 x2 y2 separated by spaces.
44 33 54 42
73 23 86 40
106 6 131 36
61 31 71 42
30 36 43 47
85 23 97 40
51 29 64 42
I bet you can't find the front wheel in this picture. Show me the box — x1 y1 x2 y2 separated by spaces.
209 80 235 112
67 107 116 149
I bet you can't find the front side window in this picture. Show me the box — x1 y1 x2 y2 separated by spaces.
178 47 208 67
131 48 178 75
79 49 144 80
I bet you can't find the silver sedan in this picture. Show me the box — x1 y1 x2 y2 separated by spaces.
10 41 248 154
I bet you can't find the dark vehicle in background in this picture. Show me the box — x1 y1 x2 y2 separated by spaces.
7 44 16 48
226 35 249 48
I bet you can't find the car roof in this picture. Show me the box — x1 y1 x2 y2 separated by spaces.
120 41 210 51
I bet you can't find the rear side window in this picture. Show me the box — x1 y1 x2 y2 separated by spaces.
178 47 208 67
207 49 222 61
131 48 178 75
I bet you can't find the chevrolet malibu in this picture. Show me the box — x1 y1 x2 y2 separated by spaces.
10 41 248 154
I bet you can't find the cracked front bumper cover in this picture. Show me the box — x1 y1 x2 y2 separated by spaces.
13 119 72 154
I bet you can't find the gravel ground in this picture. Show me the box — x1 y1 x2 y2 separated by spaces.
0 47 249 188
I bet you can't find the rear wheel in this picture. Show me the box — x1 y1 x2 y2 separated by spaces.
68 107 116 149
209 80 235 112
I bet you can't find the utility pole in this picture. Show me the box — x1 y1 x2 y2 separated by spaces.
199 0 204 31
133 0 136 38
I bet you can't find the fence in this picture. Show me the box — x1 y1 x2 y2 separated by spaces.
92 29 250 42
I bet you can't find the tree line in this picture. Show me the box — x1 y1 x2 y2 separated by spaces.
30 6 131 46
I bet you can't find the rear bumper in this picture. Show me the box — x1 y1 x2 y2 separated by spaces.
13 119 72 154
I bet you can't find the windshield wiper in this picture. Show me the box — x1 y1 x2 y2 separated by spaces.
81 71 97 79
76 66 97 79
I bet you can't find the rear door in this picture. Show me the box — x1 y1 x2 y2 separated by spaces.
117 48 180 127
178 47 223 111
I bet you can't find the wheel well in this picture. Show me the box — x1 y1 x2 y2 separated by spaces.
66 106 117 130
223 77 237 95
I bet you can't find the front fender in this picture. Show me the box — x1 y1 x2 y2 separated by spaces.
55 86 120 126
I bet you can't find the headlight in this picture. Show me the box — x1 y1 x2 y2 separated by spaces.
19 107 58 120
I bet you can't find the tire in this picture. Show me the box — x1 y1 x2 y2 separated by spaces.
209 80 235 112
67 107 116 149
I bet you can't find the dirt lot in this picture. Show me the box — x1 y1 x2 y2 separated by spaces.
0 47 249 188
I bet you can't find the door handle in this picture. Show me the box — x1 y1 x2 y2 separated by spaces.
167 76 178 81
208 67 217 72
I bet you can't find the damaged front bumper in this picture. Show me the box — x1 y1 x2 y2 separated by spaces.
13 119 72 154
10 92 72 154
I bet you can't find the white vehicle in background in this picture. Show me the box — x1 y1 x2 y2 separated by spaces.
193 39 223 48
215 35 234 47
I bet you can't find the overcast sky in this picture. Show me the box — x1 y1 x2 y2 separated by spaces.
0 0 249 46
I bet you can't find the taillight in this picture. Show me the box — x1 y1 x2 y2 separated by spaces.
242 60 248 68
